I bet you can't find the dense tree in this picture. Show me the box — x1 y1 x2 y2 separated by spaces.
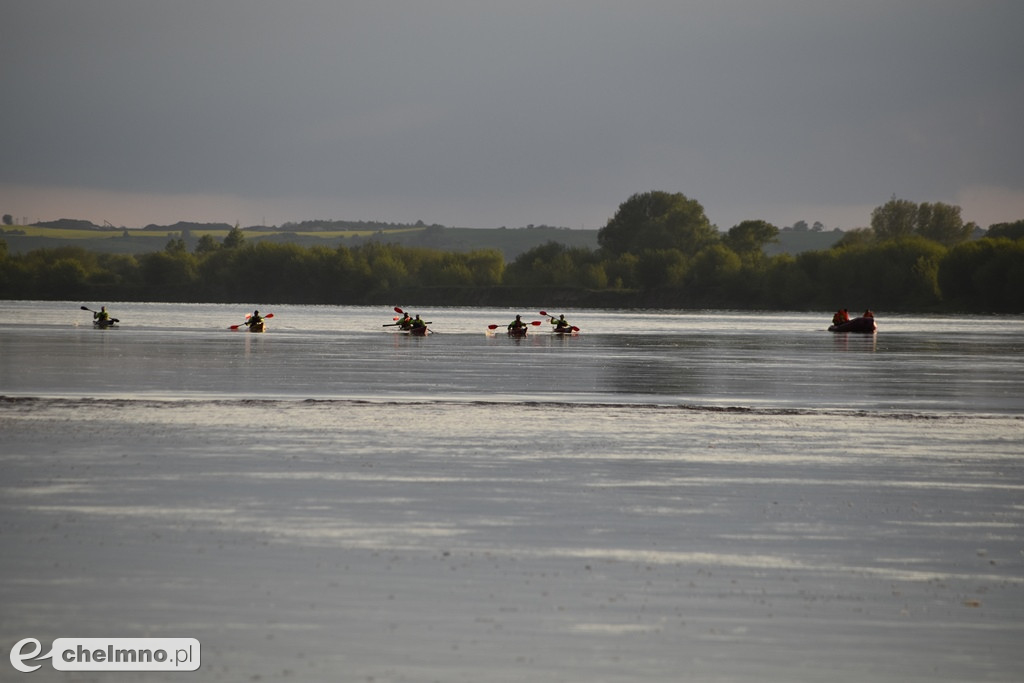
833 228 874 249
723 220 779 260
194 234 220 254
165 237 188 254
939 238 1024 311
687 244 742 301
916 202 971 246
598 191 718 256
2 190 1023 312
139 251 197 293
987 220 1024 240
464 249 505 286
871 195 917 240
223 225 245 249
506 242 582 287
870 196 973 246
634 248 689 289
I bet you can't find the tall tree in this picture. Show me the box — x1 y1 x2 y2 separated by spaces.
916 202 970 246
223 224 245 249
870 195 917 240
598 191 718 256
723 220 779 256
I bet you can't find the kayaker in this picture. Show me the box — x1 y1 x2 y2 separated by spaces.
508 315 527 332
549 313 571 329
93 306 111 323
831 309 849 325
398 312 413 329
863 309 874 318
410 315 427 330
247 310 264 330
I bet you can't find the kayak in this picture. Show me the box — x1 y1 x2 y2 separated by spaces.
553 325 577 335
407 326 428 336
828 316 876 333
93 319 118 329
507 327 528 338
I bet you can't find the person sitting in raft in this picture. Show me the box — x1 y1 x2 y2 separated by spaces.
397 312 413 329
410 314 427 330
863 309 874 318
93 306 111 323
246 310 264 330
508 315 527 332
832 308 850 325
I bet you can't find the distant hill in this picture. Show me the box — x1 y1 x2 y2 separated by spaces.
32 218 106 231
1 222 599 260
765 229 844 255
2 221 842 259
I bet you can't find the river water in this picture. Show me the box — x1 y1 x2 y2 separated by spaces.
1 301 1022 682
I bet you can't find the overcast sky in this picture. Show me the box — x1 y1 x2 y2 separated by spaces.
2 1 1022 231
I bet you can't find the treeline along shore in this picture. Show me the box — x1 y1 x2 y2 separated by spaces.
2 192 1022 312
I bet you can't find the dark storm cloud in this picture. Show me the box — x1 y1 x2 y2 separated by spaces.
2 0 1022 229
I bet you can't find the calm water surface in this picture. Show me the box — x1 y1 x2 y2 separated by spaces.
1 301 1021 414
2 301 1022 683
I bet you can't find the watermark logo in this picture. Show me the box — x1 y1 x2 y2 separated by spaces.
10 638 200 673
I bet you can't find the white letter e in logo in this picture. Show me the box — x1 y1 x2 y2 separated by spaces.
10 638 54 673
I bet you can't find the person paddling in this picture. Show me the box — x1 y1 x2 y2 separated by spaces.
246 310 264 331
549 313 571 330
93 306 111 324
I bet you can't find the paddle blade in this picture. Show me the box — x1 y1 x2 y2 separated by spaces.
539 310 548 316
265 313 274 319
572 326 580 332
394 306 404 314
229 324 241 330
80 305 91 311
530 320 543 326
487 324 500 330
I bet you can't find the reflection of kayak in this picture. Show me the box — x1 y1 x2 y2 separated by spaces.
828 316 876 333
93 319 118 329
248 321 265 333
508 327 528 337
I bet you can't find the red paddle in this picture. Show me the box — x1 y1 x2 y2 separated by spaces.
229 313 273 330
488 320 542 330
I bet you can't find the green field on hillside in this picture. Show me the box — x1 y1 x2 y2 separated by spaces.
0 223 840 259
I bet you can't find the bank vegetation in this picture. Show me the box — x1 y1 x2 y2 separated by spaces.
2 193 1021 312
